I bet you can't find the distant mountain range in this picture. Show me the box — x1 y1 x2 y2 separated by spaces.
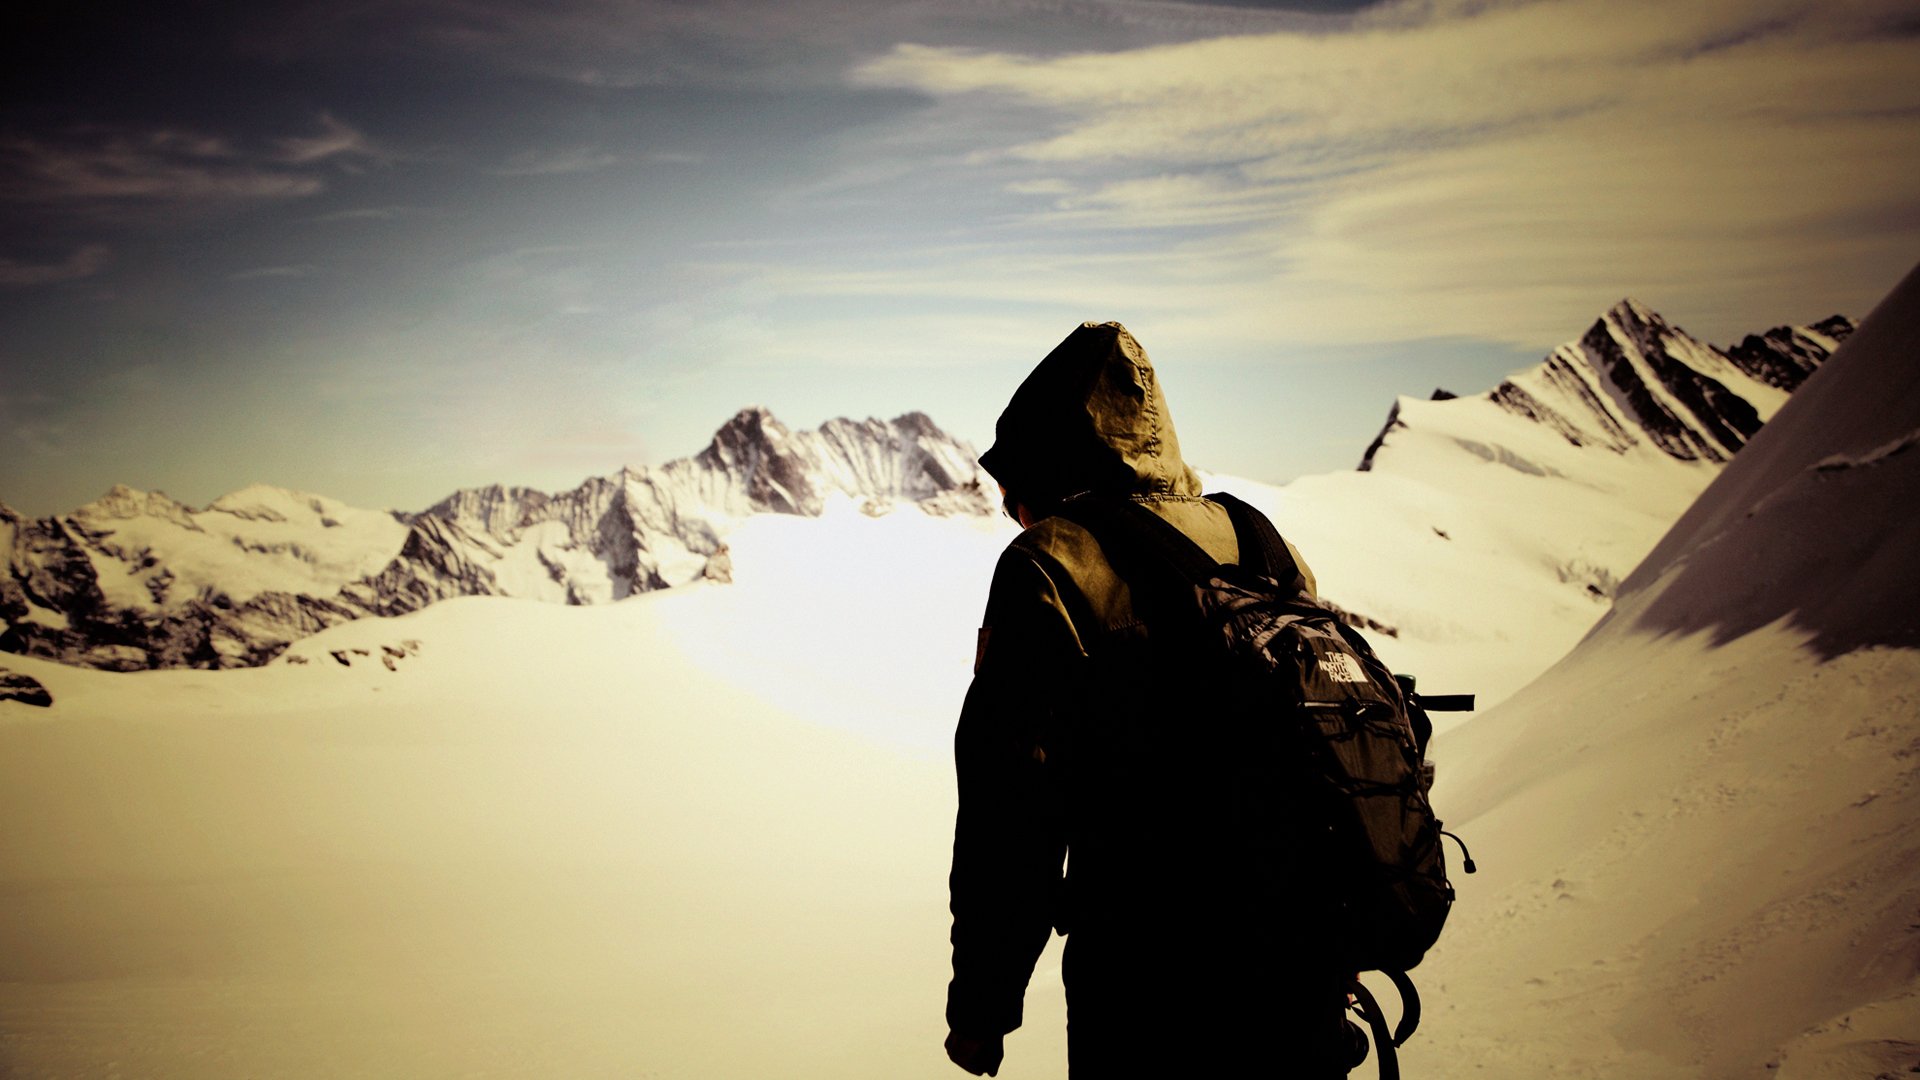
0 409 992 670
0 303 1853 672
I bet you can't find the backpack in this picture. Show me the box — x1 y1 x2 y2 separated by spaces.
1059 492 1476 1080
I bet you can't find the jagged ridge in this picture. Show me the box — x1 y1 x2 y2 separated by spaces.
1361 301 1854 471
0 409 992 671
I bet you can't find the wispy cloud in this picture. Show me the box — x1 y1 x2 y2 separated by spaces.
1044 172 1301 229
0 114 383 213
1004 177 1074 196
488 146 624 176
306 205 415 222
843 0 1920 345
274 113 383 165
0 130 325 203
0 244 112 286
228 264 319 281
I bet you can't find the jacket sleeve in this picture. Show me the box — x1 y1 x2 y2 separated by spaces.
945 545 1081 1037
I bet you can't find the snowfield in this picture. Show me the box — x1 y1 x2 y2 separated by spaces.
0 586 1010 1078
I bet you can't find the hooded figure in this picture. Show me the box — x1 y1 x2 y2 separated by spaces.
945 322 1345 1078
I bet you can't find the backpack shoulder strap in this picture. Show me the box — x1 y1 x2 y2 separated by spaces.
1205 492 1308 595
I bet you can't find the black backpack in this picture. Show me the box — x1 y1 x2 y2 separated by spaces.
1060 492 1476 1080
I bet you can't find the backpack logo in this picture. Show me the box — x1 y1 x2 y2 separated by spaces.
1319 651 1367 683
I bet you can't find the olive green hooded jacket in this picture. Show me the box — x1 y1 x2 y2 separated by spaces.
946 322 1315 1038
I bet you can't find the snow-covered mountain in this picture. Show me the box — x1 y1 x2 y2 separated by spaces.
1405 266 1920 1078
1364 299 1849 468
0 409 992 670
1223 301 1851 708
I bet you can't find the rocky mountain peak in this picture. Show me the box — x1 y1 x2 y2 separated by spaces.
719 403 780 432
711 405 818 467
694 407 817 516
424 482 552 541
1726 316 1855 392
1603 296 1661 328
684 407 993 518
1363 301 1850 474
73 484 198 528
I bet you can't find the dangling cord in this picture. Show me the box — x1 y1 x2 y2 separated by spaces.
1440 829 1477 874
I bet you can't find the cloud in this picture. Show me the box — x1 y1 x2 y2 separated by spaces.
228 264 319 281
839 0 1920 345
274 113 383 165
0 244 111 286
0 128 328 204
488 146 624 176
1046 171 1301 228
1004 178 1074 196
853 2 1836 165
0 114 384 216
307 205 413 222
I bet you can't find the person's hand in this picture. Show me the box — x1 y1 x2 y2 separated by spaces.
944 1030 1005 1076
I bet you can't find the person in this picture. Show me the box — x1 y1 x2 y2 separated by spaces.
944 321 1354 1077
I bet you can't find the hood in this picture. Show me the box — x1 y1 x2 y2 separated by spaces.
979 321 1202 504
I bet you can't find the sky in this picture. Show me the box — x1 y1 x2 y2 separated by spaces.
2 0 1917 518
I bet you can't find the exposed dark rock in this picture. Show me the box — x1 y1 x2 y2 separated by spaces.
1727 316 1856 391
1356 401 1404 473
0 670 52 707
696 407 824 516
1319 599 1399 639
1577 307 1756 462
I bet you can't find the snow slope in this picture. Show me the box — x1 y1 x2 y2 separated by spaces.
1405 264 1920 1078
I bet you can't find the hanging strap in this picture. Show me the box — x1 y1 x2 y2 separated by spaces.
1384 969 1423 1044
1348 979 1400 1080
1348 970 1423 1080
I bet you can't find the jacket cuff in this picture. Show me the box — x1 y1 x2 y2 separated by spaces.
946 976 1024 1037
